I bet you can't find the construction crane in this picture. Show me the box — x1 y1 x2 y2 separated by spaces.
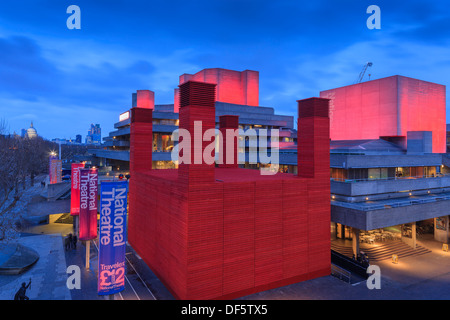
355 62 373 84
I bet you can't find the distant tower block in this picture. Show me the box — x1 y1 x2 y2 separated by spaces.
174 68 259 111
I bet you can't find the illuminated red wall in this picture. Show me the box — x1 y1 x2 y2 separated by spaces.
174 68 259 112
128 81 330 300
218 115 239 168
320 75 446 153
136 90 155 109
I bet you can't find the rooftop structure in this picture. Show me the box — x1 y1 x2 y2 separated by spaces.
174 68 259 112
320 75 446 153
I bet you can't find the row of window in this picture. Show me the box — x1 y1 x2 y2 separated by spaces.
330 166 442 181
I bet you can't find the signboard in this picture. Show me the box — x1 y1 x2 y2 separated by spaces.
49 156 62 184
436 217 447 231
119 111 130 122
391 254 398 264
97 181 128 296
70 163 85 216
79 168 98 241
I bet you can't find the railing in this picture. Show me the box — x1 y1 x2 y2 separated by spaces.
331 173 448 183
331 250 369 280
331 263 352 283
333 193 450 211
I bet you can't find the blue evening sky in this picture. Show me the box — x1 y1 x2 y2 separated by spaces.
0 0 449 139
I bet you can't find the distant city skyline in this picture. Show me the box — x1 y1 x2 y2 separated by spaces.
1 0 450 139
17 121 101 145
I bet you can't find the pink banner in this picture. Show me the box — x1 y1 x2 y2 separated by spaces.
79 168 98 241
70 163 84 216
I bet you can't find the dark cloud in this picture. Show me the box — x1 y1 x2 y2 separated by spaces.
0 34 158 109
0 36 62 98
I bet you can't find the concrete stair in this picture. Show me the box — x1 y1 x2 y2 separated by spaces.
331 240 432 262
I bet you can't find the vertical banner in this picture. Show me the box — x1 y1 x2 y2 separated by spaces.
49 157 62 184
97 181 128 296
55 160 62 183
70 163 84 216
49 155 57 184
79 168 98 241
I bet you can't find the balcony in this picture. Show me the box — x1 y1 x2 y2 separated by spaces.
331 174 450 198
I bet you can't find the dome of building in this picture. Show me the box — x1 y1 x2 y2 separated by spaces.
26 121 37 139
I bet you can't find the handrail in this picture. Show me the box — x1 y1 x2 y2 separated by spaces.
331 250 369 279
331 174 449 183
333 193 450 211
331 263 352 283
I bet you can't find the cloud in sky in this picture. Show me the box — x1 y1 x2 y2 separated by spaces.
0 0 449 139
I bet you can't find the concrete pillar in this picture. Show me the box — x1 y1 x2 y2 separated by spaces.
401 222 417 249
447 215 450 244
352 228 360 259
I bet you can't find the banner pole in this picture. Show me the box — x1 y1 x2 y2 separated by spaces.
86 240 90 269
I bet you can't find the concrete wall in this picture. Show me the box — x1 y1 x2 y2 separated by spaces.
407 131 433 154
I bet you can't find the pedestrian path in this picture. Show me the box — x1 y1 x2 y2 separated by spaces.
0 234 71 300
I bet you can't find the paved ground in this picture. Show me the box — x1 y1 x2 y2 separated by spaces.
2 219 450 300
239 236 450 300
0 233 71 300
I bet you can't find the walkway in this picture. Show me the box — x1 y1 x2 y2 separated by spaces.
0 234 71 300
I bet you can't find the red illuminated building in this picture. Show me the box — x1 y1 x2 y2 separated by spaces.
173 68 259 113
320 75 446 153
128 80 330 300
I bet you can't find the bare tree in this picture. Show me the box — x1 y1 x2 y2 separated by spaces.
0 131 23 240
0 119 53 241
